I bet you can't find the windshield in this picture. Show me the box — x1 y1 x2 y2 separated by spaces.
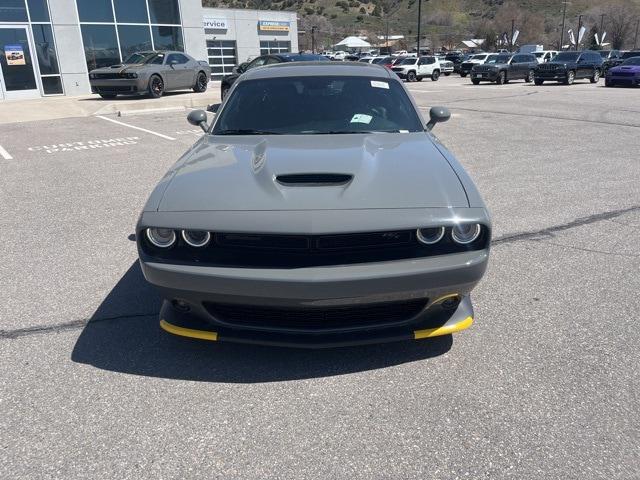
123 52 156 64
484 55 500 64
599 51 611 58
494 55 512 64
622 51 640 59
534 52 545 58
554 52 580 62
471 54 487 60
622 56 640 66
212 76 424 135
399 58 417 65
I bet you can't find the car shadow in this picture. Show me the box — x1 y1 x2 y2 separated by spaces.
78 91 200 102
71 262 453 383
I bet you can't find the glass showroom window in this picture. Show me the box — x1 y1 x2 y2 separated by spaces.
118 25 152 59
27 0 50 22
207 40 237 80
259 41 291 56
31 23 63 94
80 25 120 71
76 0 184 73
151 26 183 52
0 0 28 22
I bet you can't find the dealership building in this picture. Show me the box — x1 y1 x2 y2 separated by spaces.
0 0 298 100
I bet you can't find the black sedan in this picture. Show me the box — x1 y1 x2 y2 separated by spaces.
220 53 329 100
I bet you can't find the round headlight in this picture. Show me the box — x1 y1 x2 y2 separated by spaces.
146 228 176 248
417 227 445 245
451 224 481 245
181 229 211 248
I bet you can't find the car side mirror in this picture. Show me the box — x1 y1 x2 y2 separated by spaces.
187 109 209 132
234 62 248 74
426 106 450 131
206 103 220 113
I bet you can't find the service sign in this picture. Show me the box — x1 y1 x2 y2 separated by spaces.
203 17 227 29
5 44 26 65
258 21 290 32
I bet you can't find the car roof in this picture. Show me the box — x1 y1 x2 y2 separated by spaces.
241 61 394 80
274 53 328 61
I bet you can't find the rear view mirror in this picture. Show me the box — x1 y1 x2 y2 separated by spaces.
426 106 451 131
187 109 209 132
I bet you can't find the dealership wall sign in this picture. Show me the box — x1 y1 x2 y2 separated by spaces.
258 21 290 32
4 45 26 66
203 17 227 29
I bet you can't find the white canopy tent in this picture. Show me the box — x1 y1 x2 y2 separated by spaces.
335 36 371 49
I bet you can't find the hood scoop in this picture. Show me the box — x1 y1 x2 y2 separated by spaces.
276 173 353 187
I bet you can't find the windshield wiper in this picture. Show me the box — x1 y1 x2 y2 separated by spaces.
215 129 282 135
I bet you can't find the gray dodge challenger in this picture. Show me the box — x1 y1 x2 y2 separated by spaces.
89 51 211 99
137 62 491 348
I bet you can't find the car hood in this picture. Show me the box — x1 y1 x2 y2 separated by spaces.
610 65 640 72
157 133 469 212
547 61 574 67
89 64 147 74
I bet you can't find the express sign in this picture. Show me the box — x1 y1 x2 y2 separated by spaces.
258 21 290 32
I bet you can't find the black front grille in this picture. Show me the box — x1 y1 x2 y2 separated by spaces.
203 298 429 332
538 64 557 71
140 227 490 269
93 73 122 79
95 86 136 93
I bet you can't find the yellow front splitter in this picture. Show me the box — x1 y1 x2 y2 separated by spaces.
160 315 473 346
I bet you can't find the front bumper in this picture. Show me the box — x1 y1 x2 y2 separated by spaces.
90 78 147 95
606 75 640 86
392 70 409 79
159 294 475 348
471 71 498 81
534 71 568 81
140 249 489 346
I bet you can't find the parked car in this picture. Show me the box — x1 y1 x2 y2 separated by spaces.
391 56 412 66
439 60 455 76
88 51 211 99
534 50 603 85
599 50 622 61
605 56 640 87
220 53 329 100
344 54 360 62
331 51 348 60
391 56 442 81
358 57 375 63
139 62 491 347
371 56 395 68
471 53 538 85
532 50 558 63
460 53 497 77
445 53 465 73
603 50 640 74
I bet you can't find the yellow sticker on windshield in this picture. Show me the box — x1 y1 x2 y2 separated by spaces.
370 80 389 89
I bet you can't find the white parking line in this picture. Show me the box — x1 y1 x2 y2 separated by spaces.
0 144 13 160
96 115 176 141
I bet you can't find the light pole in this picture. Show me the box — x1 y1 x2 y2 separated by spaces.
416 0 422 55
635 18 639 49
560 1 569 50
576 14 583 50
510 19 515 51
311 26 317 54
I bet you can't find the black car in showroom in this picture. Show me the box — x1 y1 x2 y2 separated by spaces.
602 50 640 74
220 53 329 99
534 50 603 85
470 53 538 85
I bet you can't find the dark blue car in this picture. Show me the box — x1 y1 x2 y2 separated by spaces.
220 53 329 99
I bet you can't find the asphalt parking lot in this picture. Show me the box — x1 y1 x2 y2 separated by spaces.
1 76 638 479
